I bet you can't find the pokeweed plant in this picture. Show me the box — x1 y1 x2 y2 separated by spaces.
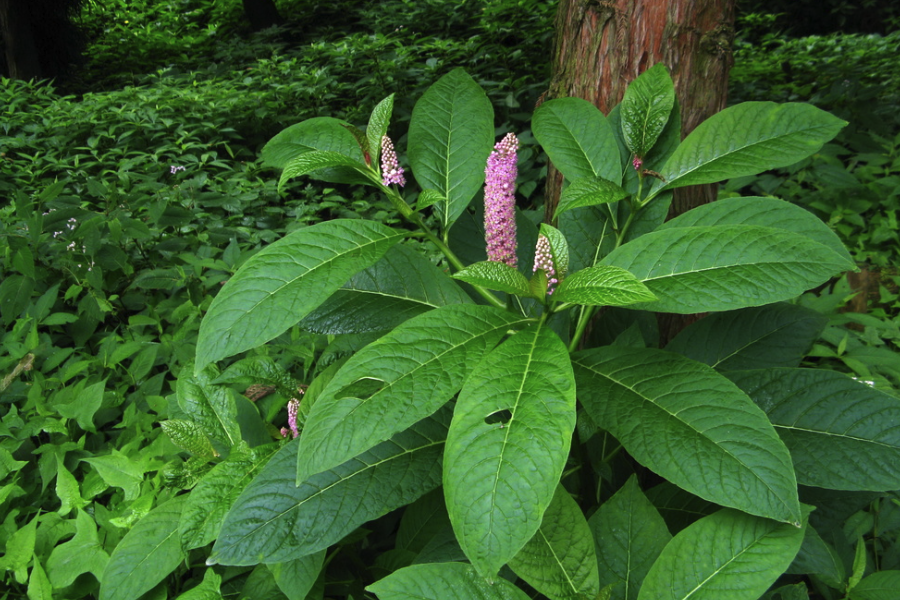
106 65 900 600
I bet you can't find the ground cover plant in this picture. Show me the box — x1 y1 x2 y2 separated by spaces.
3 1 900 599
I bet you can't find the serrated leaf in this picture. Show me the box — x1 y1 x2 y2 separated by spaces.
451 261 532 296
211 408 450 566
509 485 599 599
637 509 806 600
620 63 675 158
296 304 529 483
444 324 577 578
261 117 364 169
589 476 671 600
268 551 325 600
278 151 367 192
367 562 531 600
849 570 900 600
651 102 846 197
658 196 854 267
47 509 109 589
299 244 471 335
408 68 494 230
539 223 569 279
161 420 217 457
573 347 800 524
601 225 852 313
179 444 279 550
532 97 622 184
666 303 827 370
176 366 241 448
175 568 222 600
726 368 900 491
553 265 656 306
100 496 186 600
555 177 630 219
196 219 404 367
416 189 445 212
367 94 395 169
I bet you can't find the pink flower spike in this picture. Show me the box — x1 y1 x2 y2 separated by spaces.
381 136 406 187
287 398 300 439
632 156 643 171
484 133 519 268
533 234 558 295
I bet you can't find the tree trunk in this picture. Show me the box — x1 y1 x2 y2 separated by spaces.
242 0 283 31
0 0 43 80
545 0 735 343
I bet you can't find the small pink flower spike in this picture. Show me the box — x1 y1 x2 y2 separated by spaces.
484 133 519 267
381 136 406 187
533 234 558 295
287 398 300 439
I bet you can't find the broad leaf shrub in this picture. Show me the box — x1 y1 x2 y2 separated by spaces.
86 65 900 599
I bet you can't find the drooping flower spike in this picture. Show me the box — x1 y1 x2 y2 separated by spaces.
380 135 406 187
484 132 519 268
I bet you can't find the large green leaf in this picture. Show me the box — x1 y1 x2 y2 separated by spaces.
176 365 241 448
100 497 186 600
509 485 599 600
261 117 364 168
396 489 450 555
451 261 532 297
408 68 494 230
573 347 801 524
268 551 325 600
444 324 577 578
552 265 656 307
559 205 615 272
210 408 450 566
367 562 531 600
601 224 851 313
174 569 222 600
849 570 900 600
726 368 900 491
299 244 471 334
46 509 109 589
196 219 404 368
555 177 629 219
637 509 806 600
296 304 529 482
589 476 671 600
658 196 854 266
278 151 368 192
620 63 675 158
665 303 827 370
533 97 622 184
179 444 278 549
650 102 846 198
786 524 845 590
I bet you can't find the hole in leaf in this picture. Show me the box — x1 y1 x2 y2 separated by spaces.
484 409 513 426
336 377 386 400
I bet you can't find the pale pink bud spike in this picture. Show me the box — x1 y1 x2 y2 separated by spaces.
533 234 558 295
381 136 406 187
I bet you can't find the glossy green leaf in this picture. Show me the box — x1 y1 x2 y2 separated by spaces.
179 444 279 550
555 176 630 219
559 205 614 272
726 368 900 491
611 99 681 194
786 524 845 590
161 420 217 457
396 489 450 554
367 94 394 169
176 366 240 448
100 496 186 600
268 551 325 600
451 261 532 296
601 224 852 313
367 562 531 600
47 509 110 589
56 462 88 516
196 219 404 367
573 347 800 524
637 509 806 600
589 476 671 600
553 265 656 306
278 151 367 192
620 63 675 158
509 485 599 600
532 97 622 184
652 102 846 197
659 196 854 267
82 451 143 501
296 304 528 482
174 569 222 600
56 378 105 433
665 303 827 370
261 117 364 169
408 68 494 230
28 557 52 600
300 244 471 335
849 571 900 600
416 189 445 211
211 408 450 566
445 324 577 578
0 513 37 583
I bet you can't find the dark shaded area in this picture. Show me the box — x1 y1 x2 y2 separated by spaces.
0 0 88 80
738 0 900 38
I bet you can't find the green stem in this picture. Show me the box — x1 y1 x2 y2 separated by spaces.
568 304 595 353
